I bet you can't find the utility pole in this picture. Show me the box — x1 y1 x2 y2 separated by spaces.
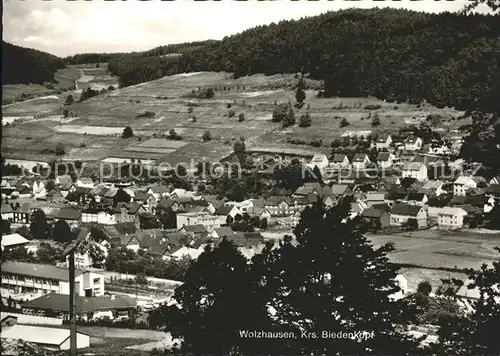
64 240 81 356
69 251 77 356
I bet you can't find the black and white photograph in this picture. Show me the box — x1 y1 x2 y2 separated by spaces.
1 0 500 355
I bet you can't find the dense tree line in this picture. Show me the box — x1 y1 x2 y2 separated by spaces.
2 41 66 85
88 9 500 114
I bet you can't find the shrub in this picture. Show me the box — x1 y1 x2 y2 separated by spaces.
228 110 235 118
238 113 245 122
202 131 212 142
371 115 381 127
299 113 312 127
188 107 193 114
122 126 134 138
55 143 65 156
339 118 350 127
364 104 382 110
226 103 232 109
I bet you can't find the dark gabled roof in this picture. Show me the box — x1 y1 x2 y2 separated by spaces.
352 153 368 162
387 191 407 201
242 232 264 241
213 227 236 237
133 193 151 201
405 192 427 201
23 293 135 314
451 195 488 207
181 224 207 234
390 203 422 216
55 207 82 220
361 208 387 218
148 185 171 194
215 205 236 216
1 203 14 213
2 262 83 281
46 189 63 198
157 198 179 209
100 223 137 239
75 186 92 195
427 196 452 207
371 203 392 212
332 154 348 163
330 184 350 196
377 152 392 161
486 184 500 195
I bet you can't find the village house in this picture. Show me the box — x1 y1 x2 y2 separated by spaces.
13 203 31 225
376 152 396 169
352 153 371 170
390 203 427 228
66 239 109 270
75 177 94 189
46 189 65 203
330 154 350 169
264 196 295 217
20 293 136 323
402 162 428 182
404 192 429 206
405 136 423 151
486 184 500 205
306 154 329 171
133 193 157 213
81 207 116 225
14 185 31 198
209 226 237 239
176 211 221 232
157 198 183 212
361 208 391 229
32 180 46 198
376 134 392 150
214 204 242 224
147 185 171 200
426 196 452 220
365 192 387 208
437 207 468 230
1 203 14 221
453 176 487 196
420 180 446 197
170 188 196 201
54 207 82 228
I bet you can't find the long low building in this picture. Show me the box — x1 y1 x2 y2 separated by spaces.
21 293 137 321
1 324 90 350
1 262 105 299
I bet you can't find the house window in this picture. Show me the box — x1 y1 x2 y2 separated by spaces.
93 278 100 285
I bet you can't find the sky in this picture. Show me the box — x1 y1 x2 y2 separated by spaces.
2 0 493 58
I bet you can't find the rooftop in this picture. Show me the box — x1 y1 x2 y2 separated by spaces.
2 262 84 281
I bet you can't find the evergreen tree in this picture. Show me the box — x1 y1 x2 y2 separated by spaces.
52 219 74 243
433 248 500 355
29 209 50 240
295 77 306 105
299 112 312 127
122 126 134 138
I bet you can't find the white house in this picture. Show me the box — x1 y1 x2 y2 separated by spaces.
214 205 242 224
421 180 446 196
376 134 392 150
402 162 428 182
377 152 396 169
352 154 371 170
307 154 329 171
405 137 423 151
453 176 486 196
81 208 116 225
438 207 468 230
390 203 427 228
32 180 46 198
176 211 221 232
330 154 350 169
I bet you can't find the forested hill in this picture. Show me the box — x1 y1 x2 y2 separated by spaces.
85 9 499 113
2 41 66 85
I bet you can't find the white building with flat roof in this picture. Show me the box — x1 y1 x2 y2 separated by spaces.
176 211 221 232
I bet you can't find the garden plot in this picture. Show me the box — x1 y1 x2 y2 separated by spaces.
101 157 156 165
53 125 125 135
124 146 176 154
136 138 189 149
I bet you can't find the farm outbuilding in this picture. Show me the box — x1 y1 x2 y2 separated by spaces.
1 324 90 350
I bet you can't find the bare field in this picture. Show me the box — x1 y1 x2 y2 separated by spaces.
368 234 500 271
3 71 469 164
